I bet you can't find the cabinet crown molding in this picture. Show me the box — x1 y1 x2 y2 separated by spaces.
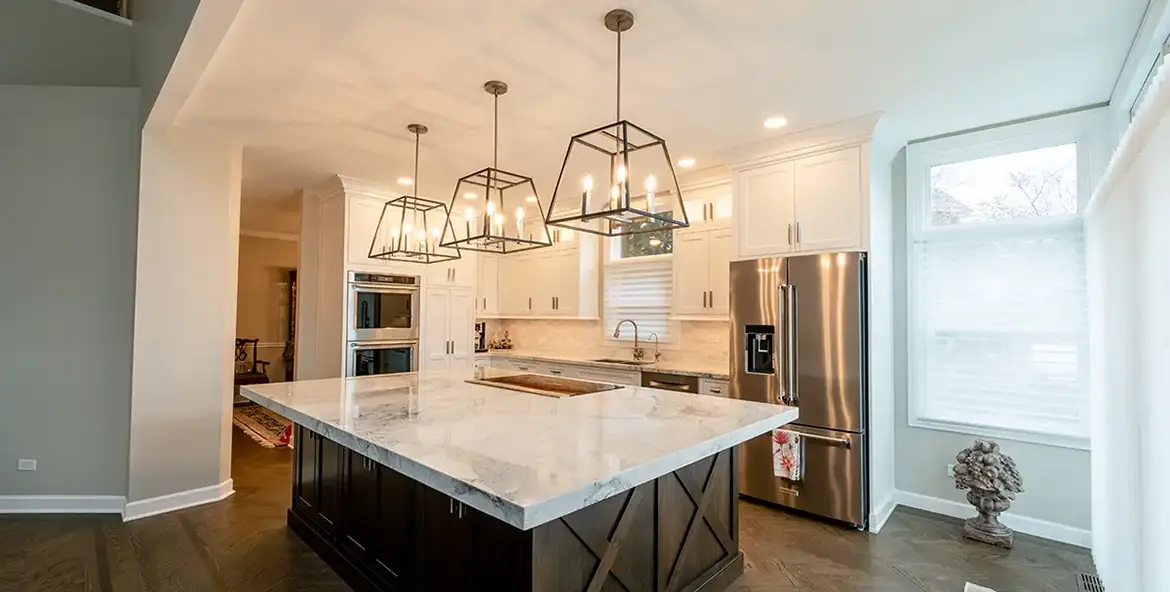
306 174 404 203
720 113 883 171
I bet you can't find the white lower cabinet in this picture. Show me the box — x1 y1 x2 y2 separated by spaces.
422 287 475 372
572 365 640 386
699 378 729 397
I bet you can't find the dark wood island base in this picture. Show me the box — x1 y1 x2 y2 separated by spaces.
289 424 743 592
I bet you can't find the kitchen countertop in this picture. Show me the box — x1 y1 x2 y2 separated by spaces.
241 368 794 530
479 350 731 381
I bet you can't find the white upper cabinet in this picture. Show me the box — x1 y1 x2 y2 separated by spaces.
347 196 390 267
672 223 732 320
733 146 866 259
425 251 476 288
682 182 733 227
493 234 600 319
735 161 797 258
793 146 863 253
476 254 499 316
707 226 733 314
672 229 710 316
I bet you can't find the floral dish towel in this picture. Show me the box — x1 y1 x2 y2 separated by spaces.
772 429 802 481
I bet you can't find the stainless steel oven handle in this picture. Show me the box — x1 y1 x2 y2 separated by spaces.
349 282 419 292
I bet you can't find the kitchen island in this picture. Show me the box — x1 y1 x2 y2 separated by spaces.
241 368 797 592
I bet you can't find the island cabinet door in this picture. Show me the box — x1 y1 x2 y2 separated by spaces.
371 465 419 589
420 487 469 591
293 426 319 515
315 437 345 534
340 450 378 558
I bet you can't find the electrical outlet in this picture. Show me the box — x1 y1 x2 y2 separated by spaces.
17 459 36 471
946 463 955 478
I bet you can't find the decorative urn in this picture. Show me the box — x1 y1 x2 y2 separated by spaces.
953 439 1023 548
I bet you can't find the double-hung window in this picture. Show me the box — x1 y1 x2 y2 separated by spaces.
906 116 1093 449
604 215 675 343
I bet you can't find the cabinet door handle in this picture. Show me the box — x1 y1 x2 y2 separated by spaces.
787 223 793 245
528 297 532 310
450 498 454 514
702 291 707 308
458 503 464 519
796 222 802 244
709 290 714 308
549 369 562 375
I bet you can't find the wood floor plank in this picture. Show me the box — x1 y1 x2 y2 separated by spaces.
0 429 1095 592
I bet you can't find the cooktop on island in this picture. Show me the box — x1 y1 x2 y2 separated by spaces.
465 372 620 398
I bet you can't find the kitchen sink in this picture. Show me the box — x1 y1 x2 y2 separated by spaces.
589 358 653 366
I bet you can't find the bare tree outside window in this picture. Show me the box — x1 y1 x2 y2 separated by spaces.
929 144 1078 226
620 211 674 258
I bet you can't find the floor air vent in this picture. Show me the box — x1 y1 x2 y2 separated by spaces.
1077 573 1105 592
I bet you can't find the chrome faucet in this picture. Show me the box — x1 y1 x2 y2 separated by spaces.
612 319 645 360
648 332 661 363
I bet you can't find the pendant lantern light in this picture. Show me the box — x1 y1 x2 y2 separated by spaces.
369 124 461 264
545 9 688 236
439 81 552 254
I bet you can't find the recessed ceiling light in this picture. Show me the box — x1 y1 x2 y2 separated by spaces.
463 192 478 199
397 177 413 186
526 195 538 202
764 116 788 129
677 157 695 168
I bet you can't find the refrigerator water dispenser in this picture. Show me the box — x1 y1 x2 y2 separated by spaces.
744 324 775 374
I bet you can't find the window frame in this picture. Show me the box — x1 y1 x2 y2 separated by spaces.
905 113 1097 450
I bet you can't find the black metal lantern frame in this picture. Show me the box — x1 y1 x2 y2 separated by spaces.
369 124 461 264
546 119 687 236
439 80 553 254
544 8 689 237
440 166 552 254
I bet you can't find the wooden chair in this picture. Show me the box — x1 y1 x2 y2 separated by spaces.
234 338 270 404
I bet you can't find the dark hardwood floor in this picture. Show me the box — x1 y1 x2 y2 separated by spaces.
0 430 1093 592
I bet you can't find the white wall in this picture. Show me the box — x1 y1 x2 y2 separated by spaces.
0 0 132 87
891 108 1115 544
133 0 246 127
1085 62 1170 592
0 85 139 498
127 129 241 504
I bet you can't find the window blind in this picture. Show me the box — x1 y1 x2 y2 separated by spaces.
604 255 673 342
912 224 1090 440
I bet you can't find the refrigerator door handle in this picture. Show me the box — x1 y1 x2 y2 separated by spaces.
778 284 792 405
787 284 799 405
798 431 851 448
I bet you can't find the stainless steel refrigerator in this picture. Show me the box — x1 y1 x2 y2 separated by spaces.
730 252 868 529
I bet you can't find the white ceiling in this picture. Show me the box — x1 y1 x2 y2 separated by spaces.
177 0 1147 204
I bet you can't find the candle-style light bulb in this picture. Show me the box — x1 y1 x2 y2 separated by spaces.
464 207 474 240
391 227 401 250
431 228 441 253
610 184 620 209
515 207 524 238
494 212 505 236
616 164 627 183
417 229 426 252
582 174 594 215
645 175 657 213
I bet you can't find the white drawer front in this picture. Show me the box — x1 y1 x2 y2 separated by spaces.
699 378 729 397
573 366 640 386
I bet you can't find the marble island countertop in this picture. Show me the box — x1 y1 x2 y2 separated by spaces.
479 350 731 381
242 368 794 530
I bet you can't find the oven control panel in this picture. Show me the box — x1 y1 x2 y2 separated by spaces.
351 272 419 286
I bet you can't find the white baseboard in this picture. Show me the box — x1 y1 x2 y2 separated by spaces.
869 494 897 533
894 490 1091 548
0 495 126 514
122 479 234 522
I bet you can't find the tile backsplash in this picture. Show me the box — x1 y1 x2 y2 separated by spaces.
486 319 730 368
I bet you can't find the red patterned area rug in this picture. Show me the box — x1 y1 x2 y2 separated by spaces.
233 403 292 448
